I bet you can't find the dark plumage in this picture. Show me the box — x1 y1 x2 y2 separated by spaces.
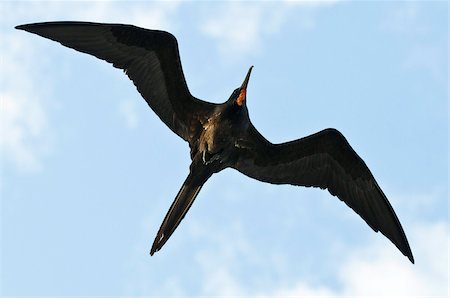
16 21 414 263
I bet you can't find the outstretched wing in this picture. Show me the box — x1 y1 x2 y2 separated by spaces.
16 21 215 142
234 127 414 263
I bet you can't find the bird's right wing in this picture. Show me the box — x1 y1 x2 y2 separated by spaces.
234 126 414 263
16 21 216 142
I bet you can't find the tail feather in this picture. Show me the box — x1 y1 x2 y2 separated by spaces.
150 175 203 255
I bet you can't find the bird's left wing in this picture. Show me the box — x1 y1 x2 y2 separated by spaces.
233 126 414 263
16 21 215 142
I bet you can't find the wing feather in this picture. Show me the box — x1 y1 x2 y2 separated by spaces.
16 21 216 142
234 127 414 263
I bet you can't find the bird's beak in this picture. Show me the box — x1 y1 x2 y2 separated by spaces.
241 65 253 90
237 66 253 106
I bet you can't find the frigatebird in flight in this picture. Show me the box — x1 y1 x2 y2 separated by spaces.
16 21 414 263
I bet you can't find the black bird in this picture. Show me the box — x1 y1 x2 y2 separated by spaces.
16 21 414 263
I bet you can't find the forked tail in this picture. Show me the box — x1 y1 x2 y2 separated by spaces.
150 174 204 255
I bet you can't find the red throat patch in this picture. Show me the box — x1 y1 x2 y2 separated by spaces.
236 89 246 106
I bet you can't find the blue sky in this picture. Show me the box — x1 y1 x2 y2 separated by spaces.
1 1 448 296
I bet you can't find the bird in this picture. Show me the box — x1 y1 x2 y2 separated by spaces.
16 21 414 263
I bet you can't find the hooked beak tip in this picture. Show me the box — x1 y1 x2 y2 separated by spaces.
241 65 253 91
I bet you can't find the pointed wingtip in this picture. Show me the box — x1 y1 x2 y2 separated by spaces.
401 236 414 264
150 231 164 256
15 23 48 32
150 243 158 256
400 241 414 264
150 239 161 256
15 24 35 32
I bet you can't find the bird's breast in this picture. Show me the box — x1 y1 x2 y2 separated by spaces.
201 122 220 153
200 115 235 154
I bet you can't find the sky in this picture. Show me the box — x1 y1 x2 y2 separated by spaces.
1 1 448 297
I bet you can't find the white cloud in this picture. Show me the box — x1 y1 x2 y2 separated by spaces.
380 2 446 85
0 30 52 172
73 2 180 30
2 1 180 29
200 3 267 59
183 218 448 297
200 1 340 61
333 221 448 297
192 221 257 296
123 183 447 297
118 99 140 129
2 1 342 172
390 188 447 219
380 2 427 36
331 222 448 296
1 2 181 172
403 44 447 85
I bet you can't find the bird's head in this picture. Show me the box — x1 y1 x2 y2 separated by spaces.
230 66 253 108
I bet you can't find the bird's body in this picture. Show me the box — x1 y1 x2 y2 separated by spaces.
16 21 414 263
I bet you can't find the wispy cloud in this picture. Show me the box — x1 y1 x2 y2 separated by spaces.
199 1 340 61
2 1 343 172
118 99 140 129
193 220 448 297
139 184 446 296
0 30 53 172
380 2 427 36
124 193 447 297
403 44 447 85
1 2 181 172
380 2 447 85
335 221 448 297
74 2 180 30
